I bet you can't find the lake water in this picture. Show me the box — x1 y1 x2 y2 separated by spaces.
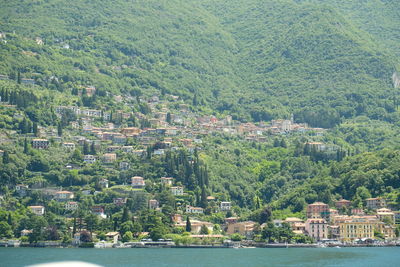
1 247 400 267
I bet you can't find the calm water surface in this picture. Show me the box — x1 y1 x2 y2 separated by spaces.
1 247 400 267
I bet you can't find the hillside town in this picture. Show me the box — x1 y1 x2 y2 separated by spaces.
0 89 399 248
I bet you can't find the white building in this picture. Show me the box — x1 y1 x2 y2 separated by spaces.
99 178 109 188
170 186 184 196
65 201 79 211
29 206 45 216
62 142 76 150
220 201 232 211
84 155 96 164
186 206 204 214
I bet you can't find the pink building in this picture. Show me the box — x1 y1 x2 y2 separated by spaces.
335 199 351 210
305 218 328 241
131 176 145 188
306 202 330 219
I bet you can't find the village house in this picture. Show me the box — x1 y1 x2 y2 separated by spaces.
351 208 365 215
220 201 232 211
99 178 109 188
55 191 74 201
132 150 146 157
84 155 96 164
292 222 306 235
21 78 36 86
175 219 213 234
121 146 134 153
366 197 386 210
21 229 33 237
102 153 117 164
335 199 351 210
160 177 174 186
305 218 328 241
376 208 395 223
84 86 96 97
338 218 377 242
149 199 159 209
15 184 29 197
131 176 145 188
119 161 130 170
65 201 79 211
112 134 127 145
120 127 141 136
105 232 120 243
92 205 106 218
284 217 304 227
29 205 45 216
330 208 339 218
62 142 76 150
226 221 257 239
153 149 165 156
186 206 204 214
113 198 127 206
170 186 184 196
32 139 49 149
106 146 120 153
306 202 330 220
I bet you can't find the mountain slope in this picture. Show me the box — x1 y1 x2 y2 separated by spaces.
0 0 399 126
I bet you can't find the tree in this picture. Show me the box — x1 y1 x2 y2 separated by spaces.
185 216 191 232
121 207 130 223
2 151 10 164
259 206 272 224
199 224 209 235
33 122 38 137
0 222 13 238
149 225 166 241
83 142 90 155
90 142 96 155
23 138 29 154
120 221 134 236
80 230 92 242
57 123 63 137
230 233 243 241
122 231 133 242
166 112 172 124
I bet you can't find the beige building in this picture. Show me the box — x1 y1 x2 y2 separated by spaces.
226 221 257 239
55 191 74 201
376 208 395 223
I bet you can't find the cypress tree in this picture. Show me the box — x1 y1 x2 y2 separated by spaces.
24 138 29 154
121 207 130 223
33 122 38 136
185 216 191 232
83 142 90 155
90 142 96 155
2 151 10 164
57 122 63 137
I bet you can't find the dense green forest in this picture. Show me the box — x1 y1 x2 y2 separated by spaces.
0 0 399 126
0 0 400 243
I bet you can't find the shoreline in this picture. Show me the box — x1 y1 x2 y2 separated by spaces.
1 242 399 249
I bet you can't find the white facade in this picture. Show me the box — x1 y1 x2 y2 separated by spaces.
170 186 184 196
186 206 204 214
220 201 232 211
29 206 45 215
